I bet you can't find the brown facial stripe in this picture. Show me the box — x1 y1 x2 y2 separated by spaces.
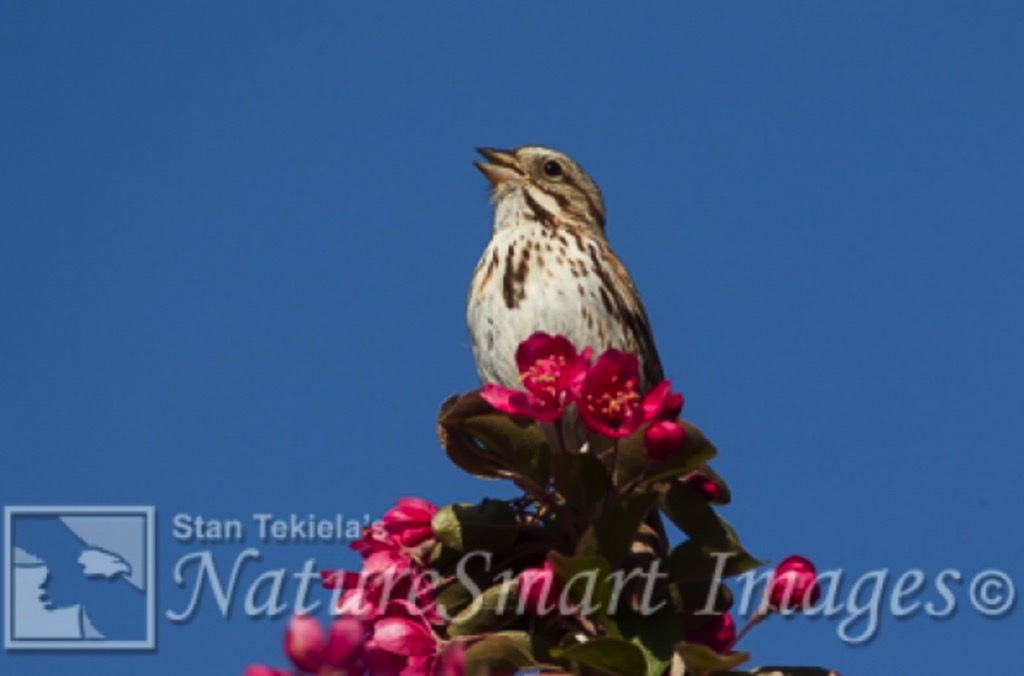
560 171 605 231
523 189 558 229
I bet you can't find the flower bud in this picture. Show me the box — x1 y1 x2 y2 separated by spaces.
644 420 686 460
767 555 821 612
685 611 735 654
684 472 720 502
323 617 366 668
382 497 439 549
662 391 684 420
283 614 324 672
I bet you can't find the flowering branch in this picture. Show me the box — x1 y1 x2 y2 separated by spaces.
246 333 841 676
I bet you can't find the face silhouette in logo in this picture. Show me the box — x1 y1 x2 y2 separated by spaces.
13 515 146 641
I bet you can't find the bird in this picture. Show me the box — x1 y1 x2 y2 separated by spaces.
467 145 664 398
466 146 673 577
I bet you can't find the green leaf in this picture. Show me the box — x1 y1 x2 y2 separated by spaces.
462 631 538 675
688 465 732 505
669 537 761 583
433 579 474 622
437 395 507 479
564 451 611 510
437 389 495 423
465 414 551 486
552 638 648 676
432 500 519 553
674 578 734 616
438 390 552 486
661 480 761 583
434 570 518 623
658 479 742 551
576 491 660 568
676 642 750 673
549 551 615 622
448 579 522 637
615 423 653 487
617 606 684 676
616 420 718 488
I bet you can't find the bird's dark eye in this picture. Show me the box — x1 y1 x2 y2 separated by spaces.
543 160 563 178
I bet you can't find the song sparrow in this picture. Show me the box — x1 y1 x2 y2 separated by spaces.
467 145 664 395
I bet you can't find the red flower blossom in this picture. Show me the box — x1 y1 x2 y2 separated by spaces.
644 420 686 460
283 614 325 672
481 332 592 422
323 616 368 669
577 351 678 438
350 521 401 559
685 611 736 654
321 569 362 590
281 614 372 673
335 586 383 623
363 601 439 674
382 497 439 549
325 549 441 626
640 380 683 421
435 640 467 676
517 560 563 616
767 555 821 612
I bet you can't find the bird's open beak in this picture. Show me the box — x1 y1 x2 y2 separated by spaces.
474 147 521 186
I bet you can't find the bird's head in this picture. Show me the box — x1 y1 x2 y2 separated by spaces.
475 146 606 234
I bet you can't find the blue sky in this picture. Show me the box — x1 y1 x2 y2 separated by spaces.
2 2 1022 674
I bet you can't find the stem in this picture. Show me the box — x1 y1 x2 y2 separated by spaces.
610 438 620 487
555 417 569 455
727 605 770 652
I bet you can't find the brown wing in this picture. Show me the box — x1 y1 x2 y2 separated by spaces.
589 240 665 391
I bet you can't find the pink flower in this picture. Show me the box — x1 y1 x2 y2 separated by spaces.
382 497 439 549
283 614 325 672
350 522 402 558
323 616 368 669
326 550 440 625
517 560 563 616
640 380 683 421
372 616 436 656
336 586 383 622
437 640 467 676
685 612 736 654
576 350 643 437
321 569 362 590
361 550 415 585
577 351 678 438
243 666 290 676
767 555 821 612
324 555 405 623
362 643 409 676
363 601 439 674
481 332 592 422
662 391 684 419
643 420 686 460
